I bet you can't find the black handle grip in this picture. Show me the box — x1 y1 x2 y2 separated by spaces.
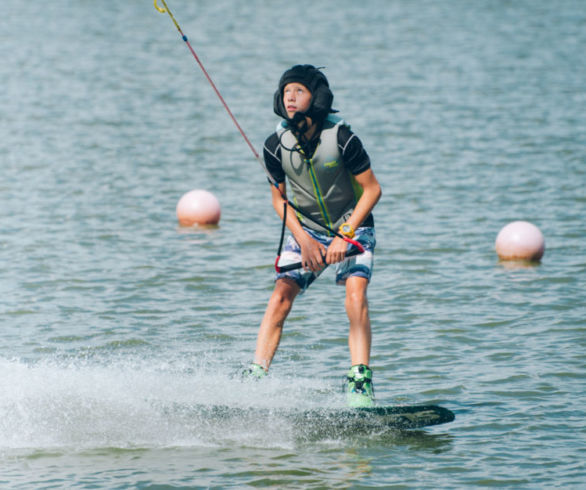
276 246 363 273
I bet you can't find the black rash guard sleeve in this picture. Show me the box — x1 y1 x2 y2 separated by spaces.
263 132 284 184
337 125 371 175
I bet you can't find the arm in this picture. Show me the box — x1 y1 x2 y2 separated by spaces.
265 134 326 272
271 183 327 272
325 168 382 264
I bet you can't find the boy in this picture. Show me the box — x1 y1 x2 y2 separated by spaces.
247 65 381 407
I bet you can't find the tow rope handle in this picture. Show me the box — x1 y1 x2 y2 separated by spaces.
275 236 365 273
275 242 364 273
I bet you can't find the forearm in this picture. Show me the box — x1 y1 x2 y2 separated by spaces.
271 183 326 270
270 184 311 246
346 178 382 231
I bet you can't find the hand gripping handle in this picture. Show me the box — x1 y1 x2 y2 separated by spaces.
275 239 365 273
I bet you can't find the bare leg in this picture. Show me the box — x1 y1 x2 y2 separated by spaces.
345 276 371 366
253 278 300 371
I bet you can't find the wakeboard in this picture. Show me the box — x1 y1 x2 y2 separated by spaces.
189 404 455 435
292 404 455 430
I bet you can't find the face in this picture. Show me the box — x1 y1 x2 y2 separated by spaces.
282 82 312 119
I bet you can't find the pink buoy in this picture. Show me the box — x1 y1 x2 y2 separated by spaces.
495 221 545 261
176 189 221 226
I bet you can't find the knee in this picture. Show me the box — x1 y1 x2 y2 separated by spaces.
346 290 367 306
270 290 293 309
346 291 367 311
268 281 298 312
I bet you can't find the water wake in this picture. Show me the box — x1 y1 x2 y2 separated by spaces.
0 355 342 452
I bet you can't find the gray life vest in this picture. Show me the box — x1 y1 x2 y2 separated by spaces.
277 115 363 234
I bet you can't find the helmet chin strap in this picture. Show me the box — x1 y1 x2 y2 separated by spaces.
291 111 328 155
290 112 310 140
277 111 315 155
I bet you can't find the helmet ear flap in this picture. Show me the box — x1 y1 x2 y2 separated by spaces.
273 89 287 119
306 83 334 123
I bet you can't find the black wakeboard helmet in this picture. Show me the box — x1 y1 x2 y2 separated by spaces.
273 65 337 125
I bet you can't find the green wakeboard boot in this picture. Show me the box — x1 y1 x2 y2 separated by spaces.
346 364 375 407
242 362 267 380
